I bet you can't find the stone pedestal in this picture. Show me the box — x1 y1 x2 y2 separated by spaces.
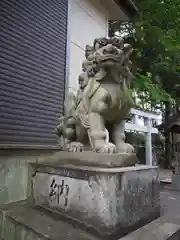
30 154 160 238
37 151 139 167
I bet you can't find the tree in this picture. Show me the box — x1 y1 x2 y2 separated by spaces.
109 0 180 167
110 0 180 108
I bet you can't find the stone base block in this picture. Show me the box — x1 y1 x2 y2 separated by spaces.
31 161 160 238
121 214 180 240
37 151 139 167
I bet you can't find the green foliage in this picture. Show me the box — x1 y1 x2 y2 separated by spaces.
126 131 164 146
133 72 175 105
110 0 180 109
126 131 145 146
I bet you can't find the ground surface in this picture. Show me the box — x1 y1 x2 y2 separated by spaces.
159 169 172 181
161 188 180 215
159 169 180 215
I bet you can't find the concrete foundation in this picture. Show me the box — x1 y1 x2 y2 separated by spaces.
1 200 180 240
31 160 160 238
0 201 98 240
0 149 56 204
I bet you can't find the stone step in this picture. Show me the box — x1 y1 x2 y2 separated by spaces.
29 159 160 238
0 201 99 240
120 214 180 240
2 201 179 240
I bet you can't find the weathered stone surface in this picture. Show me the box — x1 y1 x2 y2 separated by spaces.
0 149 55 205
38 151 138 167
56 37 135 156
31 163 160 237
0 201 99 240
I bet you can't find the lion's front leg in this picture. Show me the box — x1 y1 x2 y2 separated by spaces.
88 112 116 153
112 121 134 153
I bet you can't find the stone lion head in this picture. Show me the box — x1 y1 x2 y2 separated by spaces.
89 37 134 84
93 37 131 68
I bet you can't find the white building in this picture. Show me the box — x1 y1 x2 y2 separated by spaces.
67 0 138 92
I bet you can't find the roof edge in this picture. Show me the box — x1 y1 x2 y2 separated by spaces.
114 0 139 19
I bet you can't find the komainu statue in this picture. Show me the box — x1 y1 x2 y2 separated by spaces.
56 37 135 154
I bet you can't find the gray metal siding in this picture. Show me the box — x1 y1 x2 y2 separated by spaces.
0 0 68 145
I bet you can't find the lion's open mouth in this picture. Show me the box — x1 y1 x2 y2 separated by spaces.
101 58 118 63
96 55 120 64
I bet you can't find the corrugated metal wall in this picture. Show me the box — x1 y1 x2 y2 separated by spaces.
0 0 68 146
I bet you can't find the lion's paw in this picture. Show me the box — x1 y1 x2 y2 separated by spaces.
95 142 116 154
68 142 84 152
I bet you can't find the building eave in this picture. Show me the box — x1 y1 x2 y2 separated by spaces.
114 0 139 19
